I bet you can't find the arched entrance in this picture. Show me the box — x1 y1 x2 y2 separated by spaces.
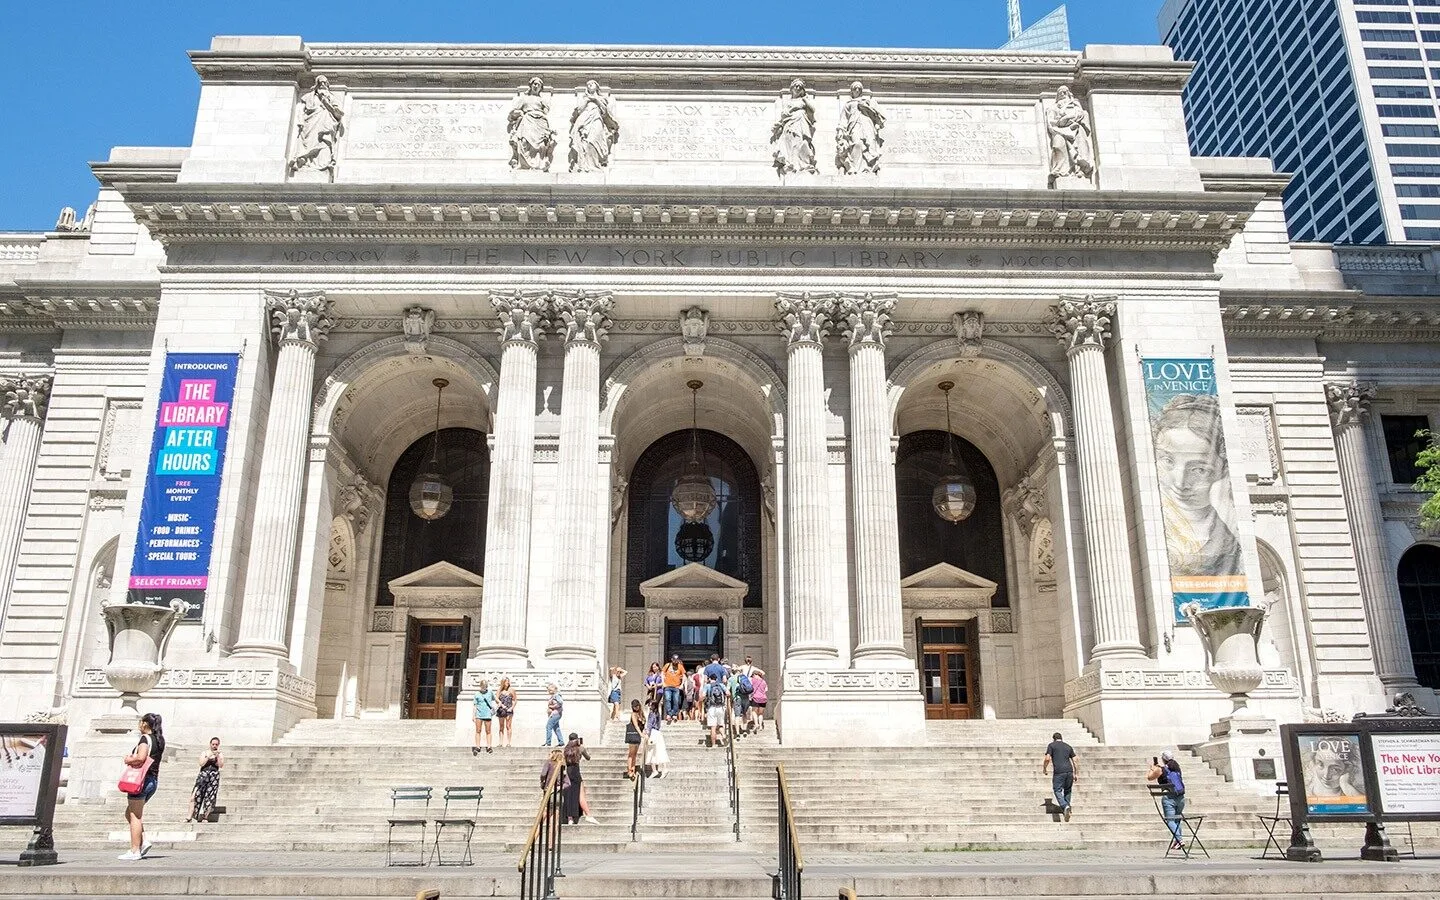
1398 544 1440 690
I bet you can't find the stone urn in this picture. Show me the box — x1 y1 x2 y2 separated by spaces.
101 599 188 711
1183 603 1268 712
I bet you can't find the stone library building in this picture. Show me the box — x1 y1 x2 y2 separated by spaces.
2 35 1438 768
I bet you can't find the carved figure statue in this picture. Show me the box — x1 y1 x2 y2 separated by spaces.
1046 85 1095 187
288 75 345 180
508 77 557 172
772 79 818 176
402 306 436 355
569 80 619 172
836 81 885 174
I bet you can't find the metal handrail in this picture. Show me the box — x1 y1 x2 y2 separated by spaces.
518 750 565 900
776 764 804 900
630 728 651 842
725 697 741 841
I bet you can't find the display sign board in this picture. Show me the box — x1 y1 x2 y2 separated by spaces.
126 353 239 618
0 722 67 866
1294 732 1369 816
1371 734 1440 815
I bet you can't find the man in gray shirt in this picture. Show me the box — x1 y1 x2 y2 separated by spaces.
1042 731 1078 821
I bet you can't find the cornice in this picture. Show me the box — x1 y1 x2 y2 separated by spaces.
1222 294 1440 341
3 280 160 332
120 183 1258 254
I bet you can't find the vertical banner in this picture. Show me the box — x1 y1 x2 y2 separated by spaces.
1141 358 1249 622
126 353 239 617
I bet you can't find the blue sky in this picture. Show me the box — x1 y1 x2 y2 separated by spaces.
1 1 1162 230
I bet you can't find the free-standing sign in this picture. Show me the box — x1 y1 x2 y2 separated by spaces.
0 723 67 865
1372 734 1440 815
1141 358 1249 622
126 353 239 617
1294 732 1369 816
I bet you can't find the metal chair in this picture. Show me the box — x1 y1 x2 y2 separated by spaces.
386 785 432 867
430 785 484 866
1148 783 1208 859
1256 781 1290 860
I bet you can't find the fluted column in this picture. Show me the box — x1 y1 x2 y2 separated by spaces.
0 377 51 625
1049 297 1144 659
473 292 550 661
776 293 838 662
233 291 334 657
547 291 612 661
837 293 907 664
1327 382 1419 690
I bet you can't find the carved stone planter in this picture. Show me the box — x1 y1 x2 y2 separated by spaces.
1184 604 1267 712
101 600 187 711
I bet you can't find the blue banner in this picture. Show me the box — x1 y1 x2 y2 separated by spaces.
1141 358 1250 622
126 354 239 617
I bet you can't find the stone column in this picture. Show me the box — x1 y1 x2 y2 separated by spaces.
0 377 52 625
776 293 838 662
473 291 551 662
232 290 335 658
836 293 907 664
1326 382 1420 690
1048 297 1144 660
547 291 612 662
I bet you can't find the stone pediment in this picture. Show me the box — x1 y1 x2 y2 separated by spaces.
639 563 747 610
900 562 996 610
388 561 484 610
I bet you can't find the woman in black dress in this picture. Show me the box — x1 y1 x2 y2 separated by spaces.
185 736 223 822
562 733 591 825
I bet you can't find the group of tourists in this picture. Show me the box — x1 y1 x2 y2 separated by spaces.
115 713 226 861
540 733 601 826
1042 732 1190 850
609 654 768 746
468 676 522 753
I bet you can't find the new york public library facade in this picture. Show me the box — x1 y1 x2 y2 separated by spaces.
1 35 1438 752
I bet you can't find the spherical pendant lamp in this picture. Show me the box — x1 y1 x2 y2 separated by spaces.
670 380 717 524
408 378 454 521
932 380 976 524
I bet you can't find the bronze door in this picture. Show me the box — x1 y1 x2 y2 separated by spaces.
919 621 978 719
406 620 467 719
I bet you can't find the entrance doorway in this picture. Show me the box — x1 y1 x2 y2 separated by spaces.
664 618 724 670
917 620 978 719
405 619 469 719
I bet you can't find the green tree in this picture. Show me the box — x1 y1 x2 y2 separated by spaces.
1414 429 1440 529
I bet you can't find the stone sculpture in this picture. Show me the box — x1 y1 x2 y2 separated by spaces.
569 80 619 172
1046 85 1095 188
679 306 709 357
508 77 557 171
101 598 188 711
836 81 885 174
953 311 984 358
288 75 345 180
772 79 818 176
401 306 435 355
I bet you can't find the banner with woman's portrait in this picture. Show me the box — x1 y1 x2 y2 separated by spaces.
1142 358 1250 622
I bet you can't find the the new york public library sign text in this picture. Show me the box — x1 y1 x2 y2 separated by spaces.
170 243 1209 273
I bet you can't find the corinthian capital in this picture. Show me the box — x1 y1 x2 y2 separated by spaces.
836 292 896 350
554 290 614 345
266 289 334 347
0 375 52 421
1325 381 1376 431
490 291 552 345
1049 295 1116 352
775 292 835 348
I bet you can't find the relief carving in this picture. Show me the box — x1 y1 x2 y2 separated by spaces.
569 80 619 172
0 375 53 421
771 79 818 175
775 292 834 347
491 291 552 345
1325 381 1376 431
508 77 557 171
835 81 885 174
953 311 984 358
401 306 436 355
266 290 335 347
554 290 614 345
288 75 345 181
837 292 896 350
1046 85 1095 188
680 306 709 357
1049 295 1115 352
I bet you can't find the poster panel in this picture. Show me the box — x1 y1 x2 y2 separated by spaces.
1296 732 1370 816
1141 358 1249 622
0 731 50 821
1372 733 1440 815
126 353 239 618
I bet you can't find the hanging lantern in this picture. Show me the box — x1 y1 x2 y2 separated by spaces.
409 378 454 521
674 520 716 563
670 380 717 523
932 380 976 523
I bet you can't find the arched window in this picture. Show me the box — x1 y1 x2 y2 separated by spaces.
626 429 762 608
895 430 1009 607
1398 544 1440 690
375 427 490 606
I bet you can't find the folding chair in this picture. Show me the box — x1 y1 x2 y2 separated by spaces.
387 785 432 867
431 785 484 866
1256 781 1290 860
1149 783 1209 859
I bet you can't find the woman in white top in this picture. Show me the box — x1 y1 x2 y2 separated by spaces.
607 666 626 720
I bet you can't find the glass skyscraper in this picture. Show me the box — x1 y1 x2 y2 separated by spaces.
1161 0 1440 244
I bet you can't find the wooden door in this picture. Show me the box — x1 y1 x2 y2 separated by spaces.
405 620 468 719
919 620 978 719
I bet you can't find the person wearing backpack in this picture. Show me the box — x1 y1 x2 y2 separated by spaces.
1147 750 1187 849
704 674 728 748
